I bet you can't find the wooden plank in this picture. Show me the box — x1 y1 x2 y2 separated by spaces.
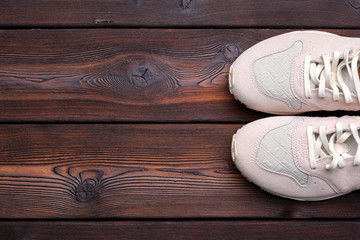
0 220 358 240
0 1 360 28
2 29 360 122
1 124 360 219
0 28 275 122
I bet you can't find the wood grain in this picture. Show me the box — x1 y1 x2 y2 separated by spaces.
0 220 358 240
2 29 360 122
3 0 360 235
1 124 360 219
0 0 360 28
0 28 274 122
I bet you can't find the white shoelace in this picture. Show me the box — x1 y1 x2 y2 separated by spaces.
304 49 360 103
307 123 360 170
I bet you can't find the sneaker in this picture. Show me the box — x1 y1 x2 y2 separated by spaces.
229 31 360 114
231 116 360 201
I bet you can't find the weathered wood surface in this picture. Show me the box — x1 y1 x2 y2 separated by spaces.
0 0 360 28
2 29 360 122
1 124 360 219
0 28 271 122
2 1 360 237
0 220 357 240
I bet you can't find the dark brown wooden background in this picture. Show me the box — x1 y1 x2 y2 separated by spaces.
1 1 360 239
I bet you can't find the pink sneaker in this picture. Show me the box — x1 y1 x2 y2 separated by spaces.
232 116 360 201
229 31 360 114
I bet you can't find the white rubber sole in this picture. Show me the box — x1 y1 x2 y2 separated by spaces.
228 65 235 96
286 30 338 36
231 134 237 162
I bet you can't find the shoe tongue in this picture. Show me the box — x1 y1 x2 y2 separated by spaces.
345 134 359 156
341 67 357 95
334 143 349 154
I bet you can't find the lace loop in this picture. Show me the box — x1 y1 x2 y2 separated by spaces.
304 49 360 103
307 123 359 170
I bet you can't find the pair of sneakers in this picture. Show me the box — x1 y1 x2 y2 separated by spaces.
230 31 360 201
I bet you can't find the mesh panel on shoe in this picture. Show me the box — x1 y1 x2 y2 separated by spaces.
256 118 308 186
253 41 303 110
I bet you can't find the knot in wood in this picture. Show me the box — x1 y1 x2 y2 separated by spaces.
179 0 193 9
131 66 156 88
75 178 100 202
224 44 240 62
348 0 360 9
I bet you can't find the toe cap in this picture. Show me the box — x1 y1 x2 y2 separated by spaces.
232 116 337 200
229 36 304 114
